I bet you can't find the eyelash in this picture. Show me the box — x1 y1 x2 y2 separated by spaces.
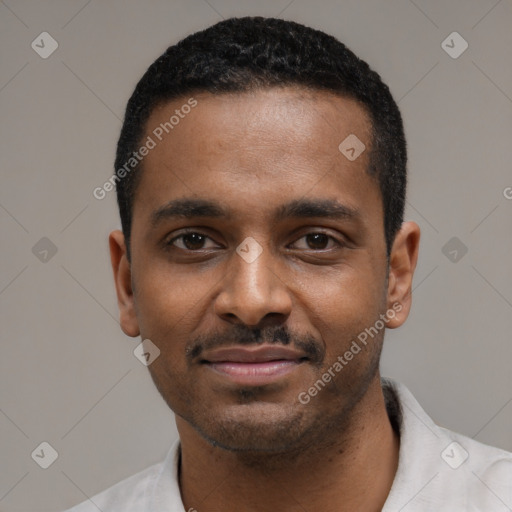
166 229 344 251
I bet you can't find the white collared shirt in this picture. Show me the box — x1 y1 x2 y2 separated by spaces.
63 378 512 511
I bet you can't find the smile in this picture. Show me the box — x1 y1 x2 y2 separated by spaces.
201 345 307 386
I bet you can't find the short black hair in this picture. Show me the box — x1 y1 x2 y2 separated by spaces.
115 16 407 258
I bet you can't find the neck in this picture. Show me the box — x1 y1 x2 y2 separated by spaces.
177 376 399 512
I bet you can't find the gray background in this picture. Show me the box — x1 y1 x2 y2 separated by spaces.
1 0 511 510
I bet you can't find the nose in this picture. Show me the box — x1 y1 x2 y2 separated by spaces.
214 243 293 327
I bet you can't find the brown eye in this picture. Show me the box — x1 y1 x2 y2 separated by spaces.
290 232 341 251
169 232 218 251
305 233 329 250
182 233 206 250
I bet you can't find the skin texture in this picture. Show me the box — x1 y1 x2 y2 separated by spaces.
110 87 420 511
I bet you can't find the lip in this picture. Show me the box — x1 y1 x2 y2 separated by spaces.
201 345 308 386
202 345 307 363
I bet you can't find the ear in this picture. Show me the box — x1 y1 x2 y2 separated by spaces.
109 230 140 337
385 221 420 329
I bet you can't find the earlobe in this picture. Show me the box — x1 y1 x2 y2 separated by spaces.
109 230 140 337
385 221 420 329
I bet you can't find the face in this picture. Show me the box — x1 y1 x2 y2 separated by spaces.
110 87 419 453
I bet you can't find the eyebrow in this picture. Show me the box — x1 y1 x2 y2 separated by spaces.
151 197 360 226
151 198 230 226
274 199 360 222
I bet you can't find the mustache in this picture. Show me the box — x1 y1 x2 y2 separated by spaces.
186 324 324 364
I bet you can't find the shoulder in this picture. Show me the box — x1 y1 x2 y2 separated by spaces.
382 378 512 510
439 426 512 507
61 461 163 512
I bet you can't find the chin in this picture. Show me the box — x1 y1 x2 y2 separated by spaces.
190 402 312 453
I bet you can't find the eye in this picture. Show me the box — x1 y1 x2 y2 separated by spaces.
290 232 342 251
168 232 220 251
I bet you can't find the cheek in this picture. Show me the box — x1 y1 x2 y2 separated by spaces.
133 260 212 335
298 266 385 355
133 267 204 407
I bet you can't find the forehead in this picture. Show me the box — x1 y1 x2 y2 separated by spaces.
133 87 380 228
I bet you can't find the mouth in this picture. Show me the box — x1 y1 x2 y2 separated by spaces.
200 345 308 386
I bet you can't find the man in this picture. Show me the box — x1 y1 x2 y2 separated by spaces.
67 16 511 512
